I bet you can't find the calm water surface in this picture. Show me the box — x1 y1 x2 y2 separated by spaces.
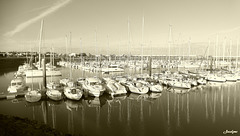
0 64 239 136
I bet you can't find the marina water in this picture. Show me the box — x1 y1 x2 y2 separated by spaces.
0 63 239 136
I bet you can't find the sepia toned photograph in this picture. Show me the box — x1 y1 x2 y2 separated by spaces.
0 0 239 136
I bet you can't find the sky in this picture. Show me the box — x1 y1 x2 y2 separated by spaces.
0 0 240 55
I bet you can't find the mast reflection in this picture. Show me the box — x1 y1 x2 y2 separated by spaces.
187 93 189 124
213 89 216 123
233 84 236 116
65 99 83 135
227 85 230 115
221 86 223 117
140 99 143 122
107 99 112 127
127 97 131 126
51 104 56 129
205 91 208 119
167 92 170 125
48 100 63 130
85 97 101 132
177 95 180 127
41 100 48 124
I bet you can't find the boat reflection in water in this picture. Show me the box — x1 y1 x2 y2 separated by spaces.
66 100 77 135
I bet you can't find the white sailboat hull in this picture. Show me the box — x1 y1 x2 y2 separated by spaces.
64 87 83 100
46 89 63 101
25 91 42 103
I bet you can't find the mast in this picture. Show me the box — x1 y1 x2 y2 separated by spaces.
223 37 226 63
53 47 55 68
215 34 219 68
50 47 53 82
236 39 239 69
188 37 191 62
107 34 110 63
168 25 172 71
69 32 72 80
80 38 84 77
207 39 210 68
229 38 232 70
149 41 152 77
141 15 144 75
65 35 68 62
39 19 44 68
128 17 130 64
95 28 97 63
178 33 181 59
80 38 82 65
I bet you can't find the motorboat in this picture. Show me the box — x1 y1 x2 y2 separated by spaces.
7 77 26 93
187 78 198 87
77 77 85 86
82 77 105 97
197 78 207 85
146 79 163 93
168 79 191 89
134 76 163 93
101 64 124 73
123 81 149 94
105 79 127 96
114 76 128 84
60 78 70 86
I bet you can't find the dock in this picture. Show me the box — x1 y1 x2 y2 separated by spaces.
0 91 27 100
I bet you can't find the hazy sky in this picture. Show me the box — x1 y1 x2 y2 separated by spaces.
1 0 240 55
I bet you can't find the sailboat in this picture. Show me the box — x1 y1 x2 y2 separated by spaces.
76 38 86 87
25 88 42 103
47 47 63 90
63 33 83 100
46 47 63 101
64 86 83 100
60 35 72 86
25 20 61 78
25 52 42 103
46 89 63 101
